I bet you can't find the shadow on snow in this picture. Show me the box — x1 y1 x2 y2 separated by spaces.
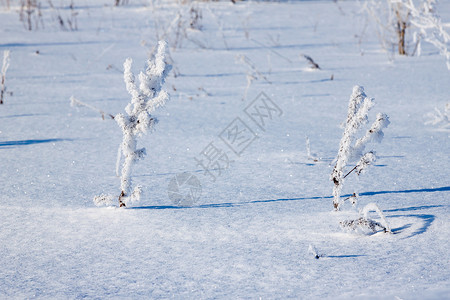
389 213 436 238
130 187 449 238
132 186 450 210
0 138 72 148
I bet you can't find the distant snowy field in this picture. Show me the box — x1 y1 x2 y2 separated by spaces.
1 0 449 298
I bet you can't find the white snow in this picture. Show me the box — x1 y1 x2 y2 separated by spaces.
0 0 449 299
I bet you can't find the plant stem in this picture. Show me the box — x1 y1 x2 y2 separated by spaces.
343 165 357 179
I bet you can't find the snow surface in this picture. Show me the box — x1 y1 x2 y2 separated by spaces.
1 0 449 298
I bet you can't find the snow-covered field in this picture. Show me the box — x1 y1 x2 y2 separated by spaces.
1 0 449 298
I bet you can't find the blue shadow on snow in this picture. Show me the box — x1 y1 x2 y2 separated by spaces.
0 41 101 48
0 113 48 119
388 214 435 238
326 255 367 258
0 138 71 148
131 186 449 210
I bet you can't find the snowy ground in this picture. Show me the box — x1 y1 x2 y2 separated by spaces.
1 0 449 298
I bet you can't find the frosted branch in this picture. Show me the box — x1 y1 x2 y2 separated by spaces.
1 50 10 105
331 86 389 210
362 202 392 233
95 41 171 208
1 50 10 75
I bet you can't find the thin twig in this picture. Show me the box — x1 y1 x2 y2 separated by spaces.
250 38 293 63
70 96 114 120
343 165 357 179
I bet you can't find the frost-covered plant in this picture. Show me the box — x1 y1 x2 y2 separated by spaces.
149 2 205 77
301 54 321 70
114 0 129 6
1 0 11 10
205 5 229 50
189 2 202 31
424 102 450 131
405 0 450 69
19 0 43 31
308 244 324 259
363 0 449 63
94 41 171 208
340 203 392 234
48 0 78 31
363 0 410 55
153 2 204 50
305 136 319 162
236 54 271 101
331 86 390 211
1 50 10 105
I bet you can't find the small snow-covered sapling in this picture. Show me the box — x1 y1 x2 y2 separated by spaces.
1 50 10 105
331 86 390 211
94 41 171 208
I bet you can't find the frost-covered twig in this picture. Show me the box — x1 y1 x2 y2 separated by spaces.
331 86 390 210
353 113 390 158
363 0 450 67
362 0 403 56
114 0 129 6
424 103 450 130
308 244 324 259
47 0 78 31
342 192 358 206
153 9 183 50
20 0 44 31
301 54 321 70
1 50 10 105
237 54 271 100
95 41 171 208
237 54 271 84
343 151 376 178
306 136 319 162
405 0 450 69
340 217 386 233
341 203 392 234
153 2 204 51
244 73 256 102
362 203 391 233
70 96 114 120
250 38 292 63
205 5 229 50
